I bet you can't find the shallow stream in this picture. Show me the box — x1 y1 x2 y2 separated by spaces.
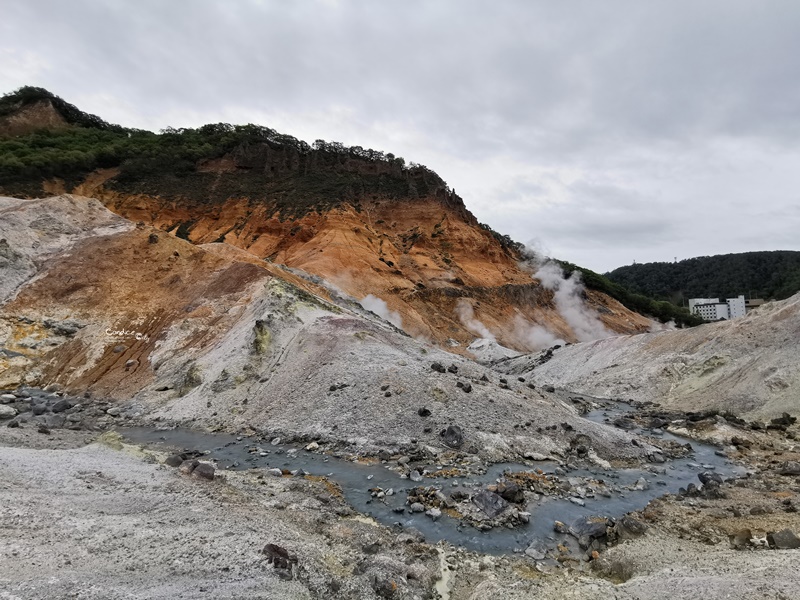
119 400 744 555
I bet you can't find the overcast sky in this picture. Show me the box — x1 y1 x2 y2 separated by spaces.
2 1 799 272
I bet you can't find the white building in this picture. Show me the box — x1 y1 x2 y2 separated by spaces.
688 295 746 321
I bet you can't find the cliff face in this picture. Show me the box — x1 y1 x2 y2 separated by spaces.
0 88 653 352
80 174 651 351
0 99 69 137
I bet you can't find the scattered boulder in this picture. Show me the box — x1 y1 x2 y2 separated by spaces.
178 459 199 475
569 516 610 549
0 405 18 419
730 528 752 549
417 407 431 417
771 413 797 427
51 399 70 413
191 462 215 481
472 490 509 519
262 543 298 575
767 529 800 549
699 471 724 485
441 425 464 449
165 454 184 467
613 515 647 540
430 362 446 373
613 417 637 430
554 521 569 534
779 461 800 476
496 481 525 504
425 507 442 520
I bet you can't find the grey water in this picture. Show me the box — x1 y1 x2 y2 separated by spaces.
119 402 745 555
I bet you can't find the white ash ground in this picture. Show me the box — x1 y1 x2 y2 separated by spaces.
2 413 800 600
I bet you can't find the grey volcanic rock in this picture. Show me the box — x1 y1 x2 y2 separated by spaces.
499 293 800 420
767 529 800 549
472 490 509 519
441 425 464 449
191 462 215 481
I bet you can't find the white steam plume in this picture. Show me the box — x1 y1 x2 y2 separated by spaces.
532 261 613 343
455 298 495 341
512 315 566 350
360 294 403 329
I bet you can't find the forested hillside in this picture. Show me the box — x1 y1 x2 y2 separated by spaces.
606 251 800 302
0 86 701 329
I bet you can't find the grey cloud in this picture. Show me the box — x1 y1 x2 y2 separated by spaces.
2 1 799 272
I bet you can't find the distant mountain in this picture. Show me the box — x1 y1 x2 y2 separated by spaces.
606 251 800 303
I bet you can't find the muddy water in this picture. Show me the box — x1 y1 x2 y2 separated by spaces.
119 402 744 555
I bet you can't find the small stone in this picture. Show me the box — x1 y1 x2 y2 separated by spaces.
106 407 122 417
417 407 431 417
410 502 425 513
698 471 723 485
0 393 16 401
460 383 472 393
178 459 199 475
430 362 446 373
0 405 17 419
305 441 319 451
165 454 183 467
524 452 548 461
271 438 281 446
266 468 283 477
51 399 70 413
426 507 442 520
569 497 585 506
524 546 545 560
37 425 51 435
409 470 423 482
632 477 650 491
